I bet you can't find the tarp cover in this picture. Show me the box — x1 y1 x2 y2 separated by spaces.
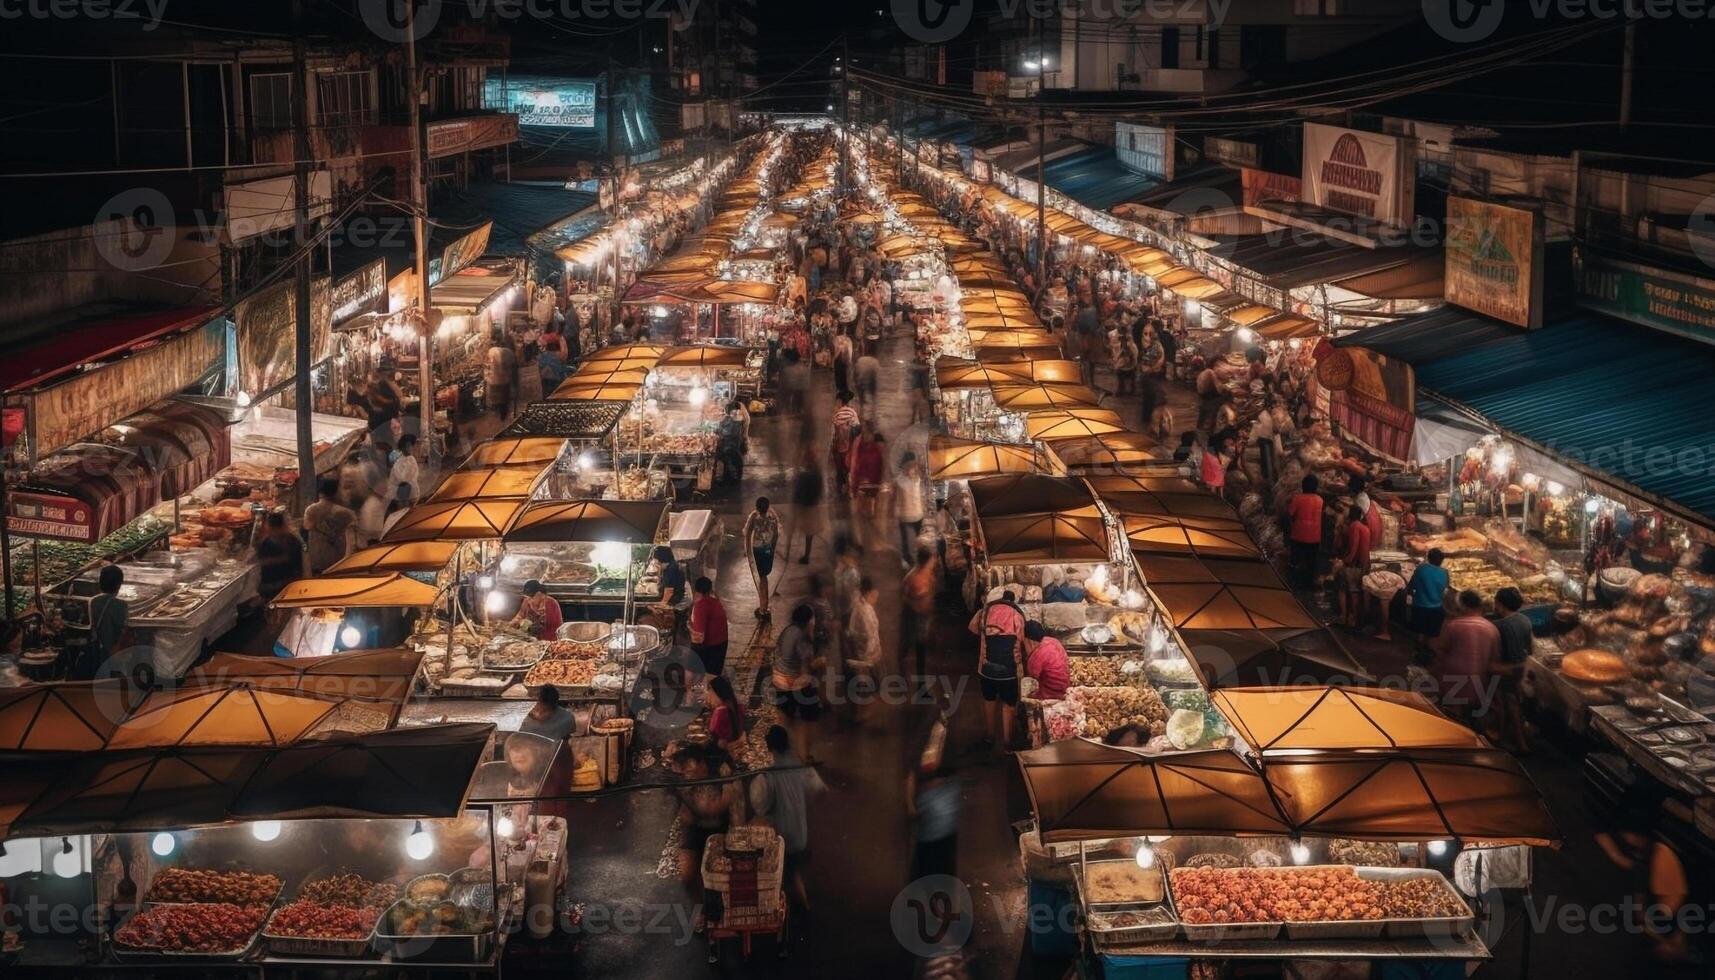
1123 514 1262 559
504 499 668 544
427 467 548 503
1042 431 1168 471
967 475 1096 518
0 680 134 752
1025 409 1127 441
323 541 461 576
1212 687 1486 752
928 435 1054 481
458 437 566 470
1137 555 1316 632
978 507 1111 564
1176 627 1371 689
104 684 398 750
270 573 441 608
1084 475 1234 519
187 649 424 703
380 499 530 543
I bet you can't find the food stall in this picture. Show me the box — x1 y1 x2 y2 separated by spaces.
269 574 441 659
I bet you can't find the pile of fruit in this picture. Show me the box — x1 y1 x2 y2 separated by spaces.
145 868 280 905
267 900 381 940
115 903 268 953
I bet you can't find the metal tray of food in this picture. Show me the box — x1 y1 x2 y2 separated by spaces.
481 638 545 673
1177 919 1284 942
437 672 517 698
1073 860 1180 944
141 869 283 908
1356 867 1474 939
606 625 660 663
447 868 496 910
557 621 613 643
1282 917 1388 940
400 874 454 906
111 904 271 961
262 907 379 959
372 899 495 964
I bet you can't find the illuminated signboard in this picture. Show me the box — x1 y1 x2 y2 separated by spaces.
486 77 597 129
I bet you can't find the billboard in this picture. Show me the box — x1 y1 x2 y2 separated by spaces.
1116 123 1174 181
1301 123 1414 229
1445 197 1543 328
1577 252 1715 345
485 77 597 128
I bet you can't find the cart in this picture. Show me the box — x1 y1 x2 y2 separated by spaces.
701 828 788 963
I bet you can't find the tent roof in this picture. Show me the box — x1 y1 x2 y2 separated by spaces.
4 723 491 838
928 435 1054 481
657 345 753 368
1212 687 1487 753
1017 741 1292 844
381 498 530 543
1137 555 1316 633
584 343 667 363
978 507 1111 564
497 399 631 441
547 381 644 403
427 466 547 503
967 474 1096 518
1123 513 1263 560
0 680 134 752
1025 409 1127 441
935 360 1032 391
1176 627 1372 689
1042 431 1168 471
271 573 441 608
188 649 424 703
504 499 668 544
1085 476 1235 519
572 357 658 377
458 437 565 470
105 684 399 750
323 540 461 576
991 384 1105 411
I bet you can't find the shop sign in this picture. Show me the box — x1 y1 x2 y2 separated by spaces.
1301 123 1414 229
1445 197 1544 329
1575 252 1715 346
1241 168 1301 209
426 115 519 159
436 223 493 285
1316 344 1415 460
27 318 225 463
1206 137 1259 170
973 71 1008 97
331 258 387 325
6 489 93 542
234 277 332 397
1116 123 1175 181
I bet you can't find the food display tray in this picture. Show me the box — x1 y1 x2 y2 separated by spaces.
112 903 272 962
481 639 546 674
1357 867 1474 939
262 916 378 959
1072 863 1179 945
141 875 282 909
1282 918 1388 940
371 900 494 964
1178 920 1284 943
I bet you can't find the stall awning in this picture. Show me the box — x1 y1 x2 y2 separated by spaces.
1176 627 1371 689
548 380 643 402
1251 313 1322 341
0 680 133 752
978 507 1111 564
3 723 491 837
658 345 753 368
1123 513 1262 560
497 400 629 441
105 685 399 750
1330 306 1521 362
584 343 667 364
428 466 548 503
1017 741 1292 844
935 359 1032 391
188 649 424 703
1018 145 1160 211
0 305 219 394
1024 409 1127 441
1409 313 1715 524
1042 431 1168 471
1411 394 1496 468
928 435 1056 481
1084 474 1236 520
504 499 668 544
1331 252 1445 301
1140 556 1319 633
430 268 517 315
967 475 1096 518
1215 234 1438 292
458 437 566 470
271 574 441 609
1211 687 1486 753
565 366 652 386
323 541 462 576
991 384 1105 411
381 498 530 543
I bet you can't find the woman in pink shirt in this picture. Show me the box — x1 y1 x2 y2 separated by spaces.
1022 622 1070 701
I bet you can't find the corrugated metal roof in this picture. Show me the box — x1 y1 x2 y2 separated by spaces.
1414 315 1715 523
1213 233 1433 291
1020 146 1160 211
1332 306 1522 362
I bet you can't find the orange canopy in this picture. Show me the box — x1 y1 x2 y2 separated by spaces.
585 343 667 364
928 435 1057 481
1176 626 1372 690
1135 555 1313 633
935 359 1032 391
188 649 424 703
0 681 134 752
271 573 441 609
458 437 565 470
978 507 1111 564
1025 409 1127 441
1123 513 1262 560
547 381 643 403
1211 687 1487 753
967 474 1097 517
323 540 462 576
428 466 546 503
991 384 1105 411
380 498 530 543
106 685 396 750
657 345 753 368
1042 431 1168 471
1085 474 1234 519
504 499 668 544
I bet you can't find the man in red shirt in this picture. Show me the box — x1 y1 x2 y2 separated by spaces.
1431 590 1501 722
969 590 1026 751
689 576 730 676
1286 475 1325 588
1335 505 1372 628
1022 622 1070 701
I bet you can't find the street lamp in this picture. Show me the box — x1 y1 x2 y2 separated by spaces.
1024 48 1053 284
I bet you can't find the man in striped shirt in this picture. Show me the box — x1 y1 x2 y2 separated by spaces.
830 392 859 496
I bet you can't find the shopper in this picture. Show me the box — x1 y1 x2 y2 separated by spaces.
830 392 859 497
689 577 730 677
389 433 421 505
485 331 516 418
1137 323 1166 427
705 674 746 751
1020 621 1071 702
519 684 575 741
254 511 304 604
1334 505 1372 628
894 452 927 567
1431 590 1501 721
357 483 389 547
901 547 938 683
1202 430 1234 497
969 589 1026 752
847 576 883 681
1194 363 1224 434
304 478 357 575
848 425 887 519
748 725 826 915
772 604 823 763
1492 586 1535 752
1594 791 1699 969
72 565 129 680
742 497 780 620
787 447 827 565
1286 475 1325 588
670 745 738 926
1406 548 1451 638
906 763 961 879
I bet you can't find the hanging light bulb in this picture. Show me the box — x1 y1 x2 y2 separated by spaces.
1289 840 1311 866
151 833 176 857
1236 327 1255 344
53 838 82 878
1427 839 1450 858
500 555 521 574
688 385 708 406
495 814 516 839
251 821 282 843
235 390 253 409
484 591 509 615
1584 497 1602 515
405 821 435 860
338 626 363 649
1134 844 1156 869
1146 835 1172 844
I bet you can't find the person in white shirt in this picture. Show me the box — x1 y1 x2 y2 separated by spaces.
389 433 421 505
837 292 858 327
357 484 390 546
894 452 927 567
1252 401 1282 485
847 576 882 669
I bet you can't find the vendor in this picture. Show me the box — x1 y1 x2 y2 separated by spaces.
255 512 304 603
511 580 563 639
1021 621 1069 701
519 684 576 741
653 546 687 606
73 565 129 680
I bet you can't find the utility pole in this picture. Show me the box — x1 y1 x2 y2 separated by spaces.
291 0 316 511
1619 21 1636 131
839 35 850 196
607 57 621 331
1034 18 1047 287
405 3 434 456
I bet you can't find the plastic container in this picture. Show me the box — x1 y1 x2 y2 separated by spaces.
1026 880 1080 957
1096 953 1189 980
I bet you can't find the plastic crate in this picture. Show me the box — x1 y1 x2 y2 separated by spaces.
1096 953 1188 980
1027 880 1079 958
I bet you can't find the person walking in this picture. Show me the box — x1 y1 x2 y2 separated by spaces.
893 452 927 567
848 425 887 521
748 725 827 916
901 547 939 684
1137 324 1166 428
829 392 859 498
1334 504 1372 628
690 576 730 677
787 447 827 565
847 576 882 678
1195 363 1224 435
303 478 357 575
485 331 516 418
906 763 961 879
1430 590 1501 722
969 589 1026 752
255 512 304 604
389 433 421 506
1286 475 1325 588
742 497 780 620
832 329 854 393
771 604 822 763
704 674 745 751
1492 586 1534 752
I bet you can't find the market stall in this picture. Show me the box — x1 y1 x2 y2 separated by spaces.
269 573 441 658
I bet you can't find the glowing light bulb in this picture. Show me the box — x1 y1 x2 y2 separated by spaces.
1236 327 1255 343
1289 841 1311 865
496 815 516 838
1585 497 1601 515
53 839 82 878
1135 845 1156 869
251 821 282 843
484 591 508 615
235 390 253 408
406 822 434 860
339 626 362 649
500 556 521 574
1427 839 1449 858
688 386 707 406
1546 481 1565 497
151 833 176 857
577 452 594 471
1147 835 1172 844
477 575 495 591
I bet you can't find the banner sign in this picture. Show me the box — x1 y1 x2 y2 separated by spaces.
1241 168 1301 209
436 223 493 285
6 489 95 542
331 257 387 325
1445 197 1544 328
234 277 331 397
1116 123 1175 181
1317 343 1415 460
1301 123 1414 228
1206 137 1259 170
426 115 518 159
27 318 224 462
1576 252 1715 346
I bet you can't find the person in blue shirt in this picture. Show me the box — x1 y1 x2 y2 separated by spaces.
1406 547 1451 638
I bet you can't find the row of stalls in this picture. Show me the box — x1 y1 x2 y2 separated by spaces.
853 134 1558 974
